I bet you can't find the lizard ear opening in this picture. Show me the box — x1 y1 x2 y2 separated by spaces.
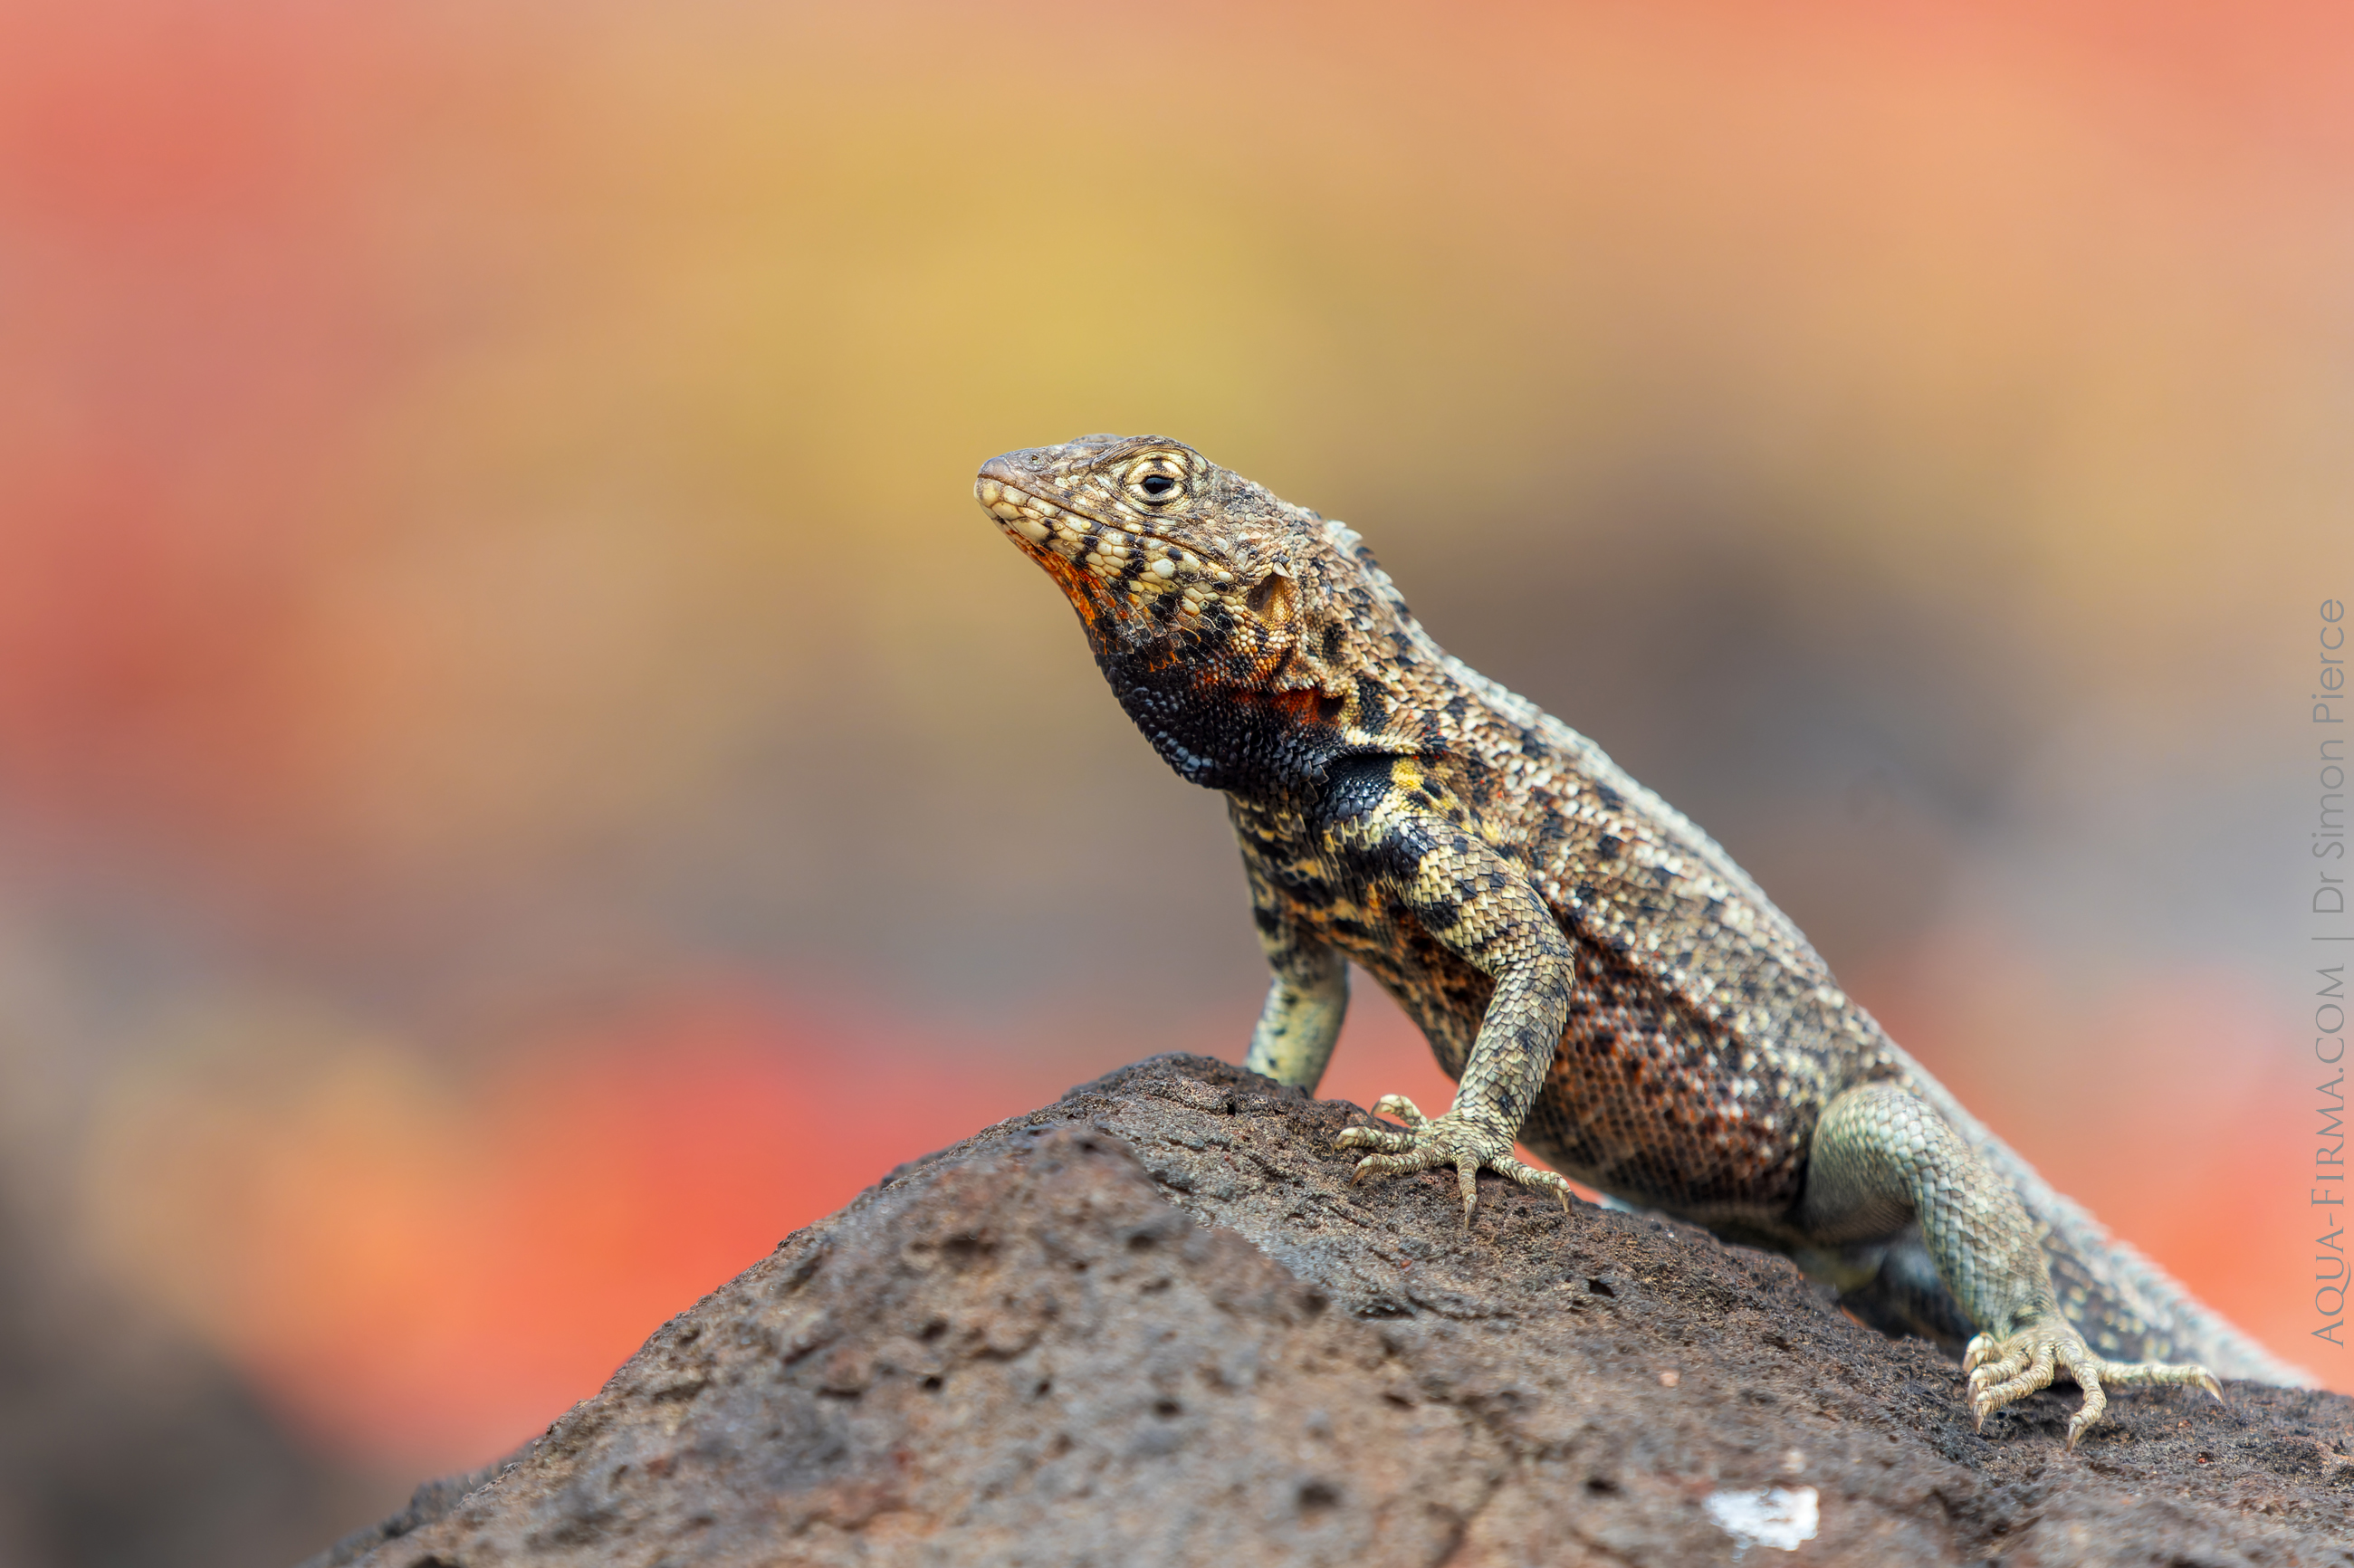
1246 570 1298 627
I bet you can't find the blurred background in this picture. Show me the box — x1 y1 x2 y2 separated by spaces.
2 0 2350 1561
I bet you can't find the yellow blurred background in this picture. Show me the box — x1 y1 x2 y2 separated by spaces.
2 2 2349 1560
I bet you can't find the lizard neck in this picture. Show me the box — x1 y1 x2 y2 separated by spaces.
1095 643 1363 798
1086 518 1454 798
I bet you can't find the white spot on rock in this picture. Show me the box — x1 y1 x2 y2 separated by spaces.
1705 1487 1817 1554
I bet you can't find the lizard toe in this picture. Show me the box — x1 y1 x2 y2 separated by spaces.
1489 1151 1576 1212
1347 1148 1441 1184
2062 1361 2109 1451
1335 1123 1415 1155
2088 1358 2224 1401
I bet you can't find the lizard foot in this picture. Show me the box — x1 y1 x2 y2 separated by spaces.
1963 1321 2223 1449
1335 1095 1574 1227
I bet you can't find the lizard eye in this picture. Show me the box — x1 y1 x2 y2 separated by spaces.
1124 459 1186 505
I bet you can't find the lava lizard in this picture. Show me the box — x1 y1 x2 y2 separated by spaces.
974 433 2307 1446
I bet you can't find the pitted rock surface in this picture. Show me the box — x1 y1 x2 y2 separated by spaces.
308 1055 2354 1568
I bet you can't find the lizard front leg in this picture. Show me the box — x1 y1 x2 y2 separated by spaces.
1321 755 1575 1226
1802 1083 2221 1447
1239 848 1351 1091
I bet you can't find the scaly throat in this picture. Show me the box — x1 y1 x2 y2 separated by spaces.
1095 645 1357 796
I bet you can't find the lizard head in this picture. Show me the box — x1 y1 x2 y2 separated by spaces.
976 435 1431 792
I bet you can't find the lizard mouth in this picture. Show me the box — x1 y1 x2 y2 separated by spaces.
974 471 1236 611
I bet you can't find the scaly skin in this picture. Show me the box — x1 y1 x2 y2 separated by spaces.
975 434 2307 1447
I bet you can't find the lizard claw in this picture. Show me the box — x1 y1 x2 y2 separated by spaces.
1335 1095 1574 1227
1962 1323 2222 1449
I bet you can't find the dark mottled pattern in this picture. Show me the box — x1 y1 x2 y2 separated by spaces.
978 435 2307 1443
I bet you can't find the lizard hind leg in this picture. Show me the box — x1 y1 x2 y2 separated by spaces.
1337 1095 1575 1226
1804 1082 2221 1448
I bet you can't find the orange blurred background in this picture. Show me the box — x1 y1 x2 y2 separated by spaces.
2 2 2350 1561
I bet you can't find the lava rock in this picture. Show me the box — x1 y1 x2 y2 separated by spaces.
307 1054 2354 1567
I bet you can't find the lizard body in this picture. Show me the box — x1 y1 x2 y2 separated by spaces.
975 433 2308 1445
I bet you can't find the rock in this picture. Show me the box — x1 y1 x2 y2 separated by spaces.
309 1054 2354 1567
